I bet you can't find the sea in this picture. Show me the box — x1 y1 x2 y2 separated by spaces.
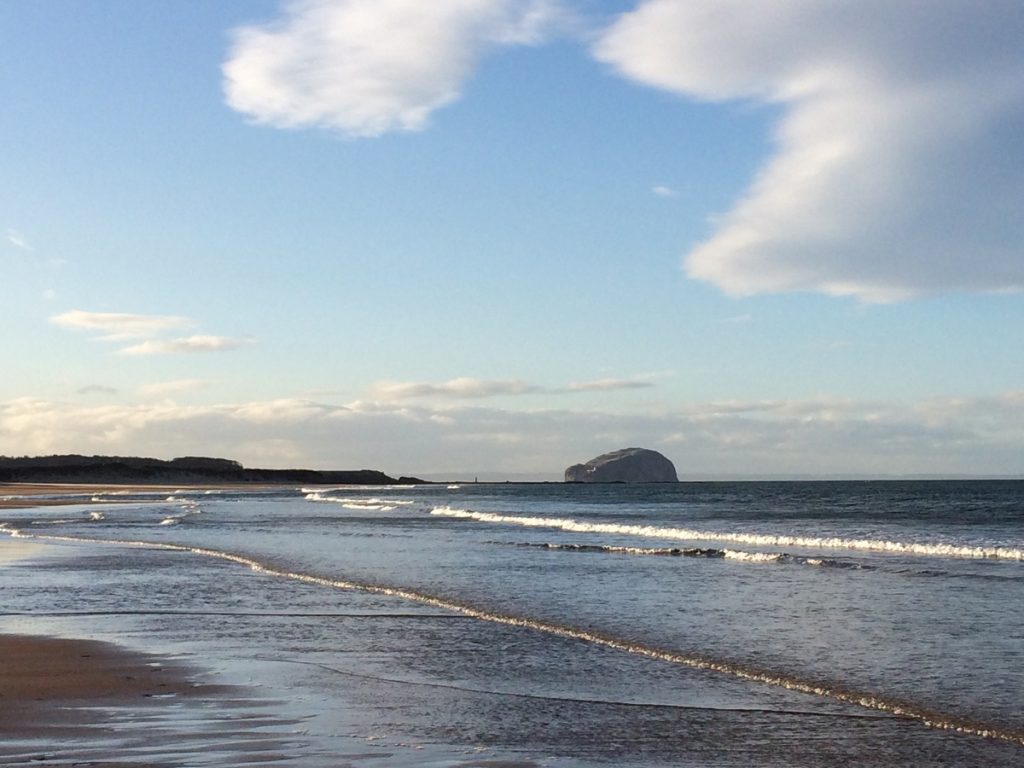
1 480 1022 767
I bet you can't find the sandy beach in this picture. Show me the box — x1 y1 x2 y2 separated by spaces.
0 634 219 736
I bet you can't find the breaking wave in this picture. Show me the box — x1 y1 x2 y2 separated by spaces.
500 541 863 568
0 521 1020 748
432 507 1024 561
304 492 416 511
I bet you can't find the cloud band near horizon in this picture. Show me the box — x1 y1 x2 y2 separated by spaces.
4 392 1023 477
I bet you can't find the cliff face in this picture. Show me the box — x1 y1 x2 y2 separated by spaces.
565 448 678 483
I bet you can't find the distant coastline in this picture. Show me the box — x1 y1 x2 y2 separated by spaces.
0 455 425 486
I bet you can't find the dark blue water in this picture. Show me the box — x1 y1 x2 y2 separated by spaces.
2 481 1022 766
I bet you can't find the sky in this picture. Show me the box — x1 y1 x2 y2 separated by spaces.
3 0 1024 479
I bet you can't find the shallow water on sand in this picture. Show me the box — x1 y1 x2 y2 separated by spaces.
1 481 1022 766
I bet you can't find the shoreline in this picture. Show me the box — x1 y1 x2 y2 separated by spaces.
0 481 296 509
0 491 281 764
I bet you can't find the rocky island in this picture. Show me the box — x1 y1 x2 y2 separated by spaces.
565 448 678 483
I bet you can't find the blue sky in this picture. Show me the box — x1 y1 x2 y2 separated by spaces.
3 0 1023 478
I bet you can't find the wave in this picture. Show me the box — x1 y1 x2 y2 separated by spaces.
501 541 864 569
304 492 415 511
431 507 1024 562
0 522 1020 747
300 484 446 493
160 499 202 525
28 518 79 526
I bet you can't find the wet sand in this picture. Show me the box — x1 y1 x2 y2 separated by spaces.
0 632 310 766
0 634 223 751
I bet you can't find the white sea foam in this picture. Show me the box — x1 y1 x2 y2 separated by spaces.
89 511 105 521
510 541 869 570
431 507 1024 561
1 521 1021 747
723 550 783 563
304 492 415 511
300 484 437 494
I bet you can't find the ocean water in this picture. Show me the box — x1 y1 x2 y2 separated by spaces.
1 481 1023 766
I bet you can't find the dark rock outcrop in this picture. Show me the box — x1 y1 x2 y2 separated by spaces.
565 448 678 483
0 455 426 485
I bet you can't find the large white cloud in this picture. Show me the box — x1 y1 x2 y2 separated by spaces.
594 0 1024 300
3 393 1023 477
223 0 562 137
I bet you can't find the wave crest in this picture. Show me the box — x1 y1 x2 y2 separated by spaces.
432 507 1024 561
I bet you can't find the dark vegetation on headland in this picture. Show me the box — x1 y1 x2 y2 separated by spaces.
0 455 426 485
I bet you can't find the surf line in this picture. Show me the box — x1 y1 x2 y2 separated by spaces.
433 507 1024 562
256 654 894 721
3 524 1022 748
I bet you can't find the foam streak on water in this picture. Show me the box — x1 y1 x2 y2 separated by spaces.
2 523 1021 749
303 492 415 510
431 507 1024 561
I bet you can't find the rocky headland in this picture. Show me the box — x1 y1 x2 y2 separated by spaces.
0 455 424 485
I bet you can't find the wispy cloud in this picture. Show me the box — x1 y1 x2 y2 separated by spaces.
77 384 118 397
651 185 677 198
7 228 31 251
119 336 247 356
138 379 210 398
565 378 655 393
375 378 541 400
595 0 1024 301
51 309 247 355
374 376 656 400
223 0 565 137
51 310 192 341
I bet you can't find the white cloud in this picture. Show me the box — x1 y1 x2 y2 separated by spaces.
118 335 247 356
651 185 677 198
565 378 654 393
374 376 655 399
3 393 1024 477
77 384 118 397
51 309 192 341
375 377 541 399
595 1 1024 301
51 309 246 355
138 379 210 398
223 0 563 137
7 228 31 251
